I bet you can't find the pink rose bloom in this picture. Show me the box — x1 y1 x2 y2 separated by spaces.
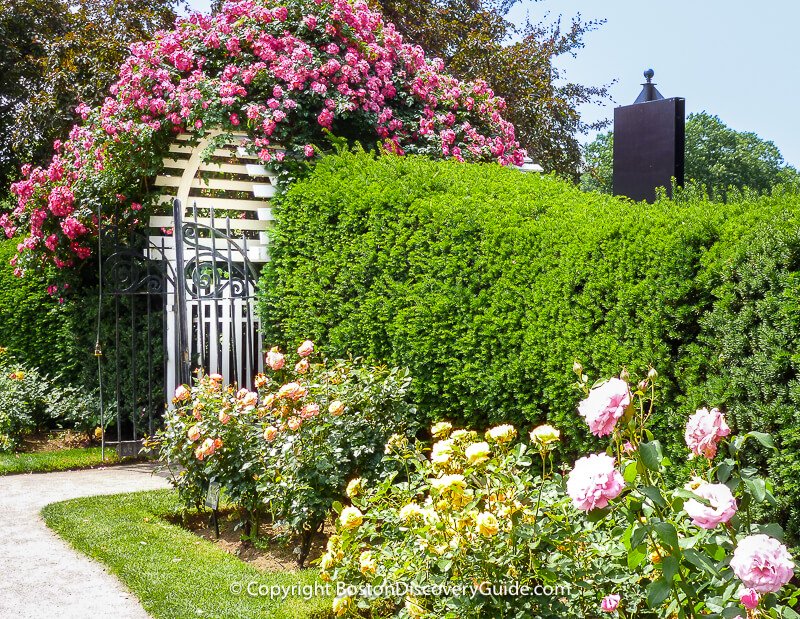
684 483 737 529
295 358 310 374
174 384 190 402
685 407 730 459
730 534 795 593
303 144 314 158
218 410 231 424
739 588 759 610
600 594 620 612
297 340 314 357
567 453 624 511
266 348 285 370
577 378 631 437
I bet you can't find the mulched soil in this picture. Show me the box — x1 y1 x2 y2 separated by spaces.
173 509 331 572
20 430 93 452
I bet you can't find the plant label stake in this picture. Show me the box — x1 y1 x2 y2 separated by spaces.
205 481 221 539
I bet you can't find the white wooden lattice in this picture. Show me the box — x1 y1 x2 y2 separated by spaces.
148 131 275 398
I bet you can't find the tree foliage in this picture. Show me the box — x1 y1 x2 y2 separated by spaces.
0 0 181 192
581 112 800 199
361 0 610 179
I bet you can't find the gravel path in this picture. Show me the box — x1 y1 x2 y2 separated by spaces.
0 463 171 619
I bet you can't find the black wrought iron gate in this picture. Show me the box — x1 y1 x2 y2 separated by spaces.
99 199 263 447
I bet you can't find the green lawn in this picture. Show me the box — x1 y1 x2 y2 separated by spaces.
42 490 332 619
0 447 119 474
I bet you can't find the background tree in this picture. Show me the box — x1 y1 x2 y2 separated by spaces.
581 112 800 199
368 0 610 180
0 0 182 195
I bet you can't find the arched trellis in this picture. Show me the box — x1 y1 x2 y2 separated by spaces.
150 131 277 403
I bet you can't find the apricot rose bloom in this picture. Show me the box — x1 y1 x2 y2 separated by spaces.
297 340 314 357
567 453 624 511
685 407 731 459
187 425 201 442
174 384 190 402
266 347 285 371
730 534 795 593
328 400 345 416
577 378 630 437
684 482 737 529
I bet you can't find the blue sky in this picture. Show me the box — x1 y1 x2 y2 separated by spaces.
184 0 800 167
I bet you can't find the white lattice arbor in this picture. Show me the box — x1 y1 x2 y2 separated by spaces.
148 131 277 398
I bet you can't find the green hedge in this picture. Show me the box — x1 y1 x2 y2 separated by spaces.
0 238 87 378
259 151 800 534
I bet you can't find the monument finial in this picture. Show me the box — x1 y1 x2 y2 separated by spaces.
634 68 664 104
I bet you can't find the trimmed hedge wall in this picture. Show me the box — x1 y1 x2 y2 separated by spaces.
0 238 87 379
259 151 800 534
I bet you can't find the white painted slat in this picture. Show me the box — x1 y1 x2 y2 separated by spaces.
198 161 251 174
162 157 190 169
245 164 275 178
155 195 268 211
150 246 269 264
149 215 270 231
252 184 277 198
191 177 256 192
155 175 182 188
169 142 194 154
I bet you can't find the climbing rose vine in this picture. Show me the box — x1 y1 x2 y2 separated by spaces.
4 0 524 276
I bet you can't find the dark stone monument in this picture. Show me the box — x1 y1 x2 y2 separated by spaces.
613 69 685 203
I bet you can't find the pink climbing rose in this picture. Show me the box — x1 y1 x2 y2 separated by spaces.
577 378 631 437
567 453 624 512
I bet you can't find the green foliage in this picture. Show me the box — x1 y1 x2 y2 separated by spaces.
0 238 85 377
581 113 800 200
258 150 800 537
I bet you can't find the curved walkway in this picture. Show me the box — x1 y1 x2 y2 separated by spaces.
0 463 171 619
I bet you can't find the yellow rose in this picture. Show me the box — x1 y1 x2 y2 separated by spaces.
328 400 345 416
476 511 499 537
529 424 560 447
430 421 452 438
339 506 363 530
346 478 363 498
359 550 376 575
429 474 466 496
431 439 454 465
332 596 351 616
399 502 423 522
384 433 409 454
319 552 335 570
464 441 491 466
485 424 517 444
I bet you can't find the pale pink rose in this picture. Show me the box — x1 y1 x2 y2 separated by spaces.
295 358 310 374
218 410 230 424
577 378 631 437
730 534 795 593
187 425 201 442
567 453 624 511
174 384 190 402
297 339 314 357
622 441 634 454
266 347 285 371
685 407 730 459
287 416 302 431
684 483 737 529
739 588 759 610
600 594 620 612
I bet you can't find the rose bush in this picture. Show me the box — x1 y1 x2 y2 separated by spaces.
327 365 799 618
6 0 524 278
156 340 417 564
